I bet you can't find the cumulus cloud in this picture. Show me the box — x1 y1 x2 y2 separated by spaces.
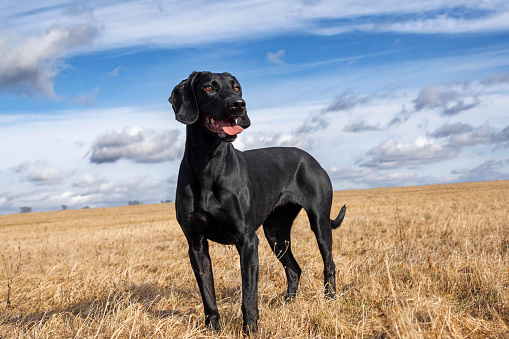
24 167 68 186
359 137 458 169
358 122 509 171
267 50 286 65
0 174 175 213
0 25 100 97
12 160 69 186
72 174 105 188
90 126 184 164
236 131 311 150
60 175 176 208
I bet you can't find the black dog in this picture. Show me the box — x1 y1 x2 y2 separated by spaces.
169 71 346 334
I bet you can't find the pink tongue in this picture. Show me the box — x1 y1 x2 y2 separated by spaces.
220 119 244 136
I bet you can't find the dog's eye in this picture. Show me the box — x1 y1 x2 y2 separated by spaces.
205 85 213 91
234 86 240 92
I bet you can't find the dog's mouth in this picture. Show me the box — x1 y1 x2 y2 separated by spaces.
204 116 244 139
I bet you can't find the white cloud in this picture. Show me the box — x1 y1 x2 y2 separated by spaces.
359 137 458 169
24 167 67 186
267 50 286 65
380 11 509 34
344 119 382 133
107 66 124 78
451 159 509 182
0 174 175 213
3 1 509 54
0 25 99 96
429 122 509 149
413 84 480 116
428 122 474 138
90 127 184 164
235 131 311 150
75 87 100 105
73 174 104 187
328 165 438 189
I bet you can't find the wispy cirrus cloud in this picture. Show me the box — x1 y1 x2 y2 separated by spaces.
344 119 382 133
389 71 509 126
432 122 509 148
427 122 474 138
452 159 509 182
412 84 480 116
4 1 509 52
267 50 286 65
2 1 508 99
294 89 373 135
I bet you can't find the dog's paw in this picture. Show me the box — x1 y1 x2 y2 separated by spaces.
324 283 336 300
243 318 258 335
205 314 221 331
284 290 297 302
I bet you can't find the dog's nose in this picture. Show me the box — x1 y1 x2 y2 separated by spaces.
230 99 246 112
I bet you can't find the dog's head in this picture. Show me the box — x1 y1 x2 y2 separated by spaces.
169 71 251 142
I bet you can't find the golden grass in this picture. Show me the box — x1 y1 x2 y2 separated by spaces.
1 180 508 338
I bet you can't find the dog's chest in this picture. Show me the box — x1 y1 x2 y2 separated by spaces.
186 201 240 245
179 177 249 241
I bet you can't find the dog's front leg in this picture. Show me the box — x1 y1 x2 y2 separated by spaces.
236 233 260 334
188 236 220 330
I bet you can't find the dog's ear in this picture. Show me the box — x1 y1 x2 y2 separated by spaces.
169 72 204 125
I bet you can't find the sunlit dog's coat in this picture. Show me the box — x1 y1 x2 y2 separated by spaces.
169 71 346 334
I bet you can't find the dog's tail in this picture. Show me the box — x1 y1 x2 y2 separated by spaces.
331 205 346 229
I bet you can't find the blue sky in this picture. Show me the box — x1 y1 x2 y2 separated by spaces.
1 0 509 214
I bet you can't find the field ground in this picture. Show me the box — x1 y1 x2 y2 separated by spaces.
0 180 508 338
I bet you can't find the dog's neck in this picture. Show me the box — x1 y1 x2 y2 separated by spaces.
184 124 234 176
184 124 237 212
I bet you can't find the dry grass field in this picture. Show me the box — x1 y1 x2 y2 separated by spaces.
1 180 508 338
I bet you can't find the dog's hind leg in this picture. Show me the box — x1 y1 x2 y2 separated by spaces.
262 203 302 300
306 206 336 299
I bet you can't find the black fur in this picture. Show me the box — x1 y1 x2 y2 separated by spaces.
169 71 346 334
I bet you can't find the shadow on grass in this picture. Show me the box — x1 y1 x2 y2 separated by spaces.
1 282 197 329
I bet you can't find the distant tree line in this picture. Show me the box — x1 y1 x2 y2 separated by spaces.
18 200 170 214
